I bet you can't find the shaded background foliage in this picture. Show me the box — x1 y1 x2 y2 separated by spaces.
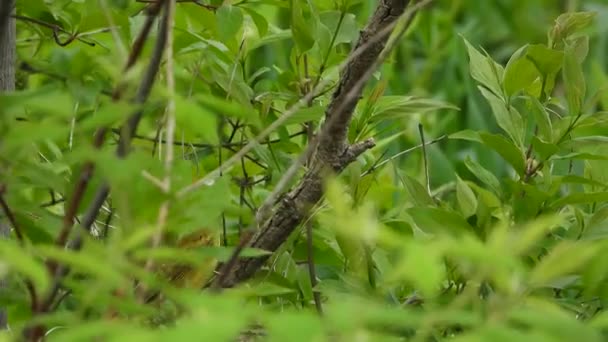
2 0 608 341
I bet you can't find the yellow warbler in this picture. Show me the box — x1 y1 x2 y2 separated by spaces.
160 227 219 289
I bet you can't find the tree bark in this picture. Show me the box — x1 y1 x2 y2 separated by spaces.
219 0 409 288
0 0 15 330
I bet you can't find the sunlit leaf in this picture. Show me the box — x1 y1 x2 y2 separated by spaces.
462 36 504 98
456 177 477 218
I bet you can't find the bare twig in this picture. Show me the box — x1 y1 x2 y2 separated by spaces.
361 135 446 177
18 62 114 96
0 187 39 319
12 15 95 47
306 220 323 315
120 129 307 149
0 188 24 242
210 229 256 290
136 0 217 11
98 0 126 60
418 123 431 196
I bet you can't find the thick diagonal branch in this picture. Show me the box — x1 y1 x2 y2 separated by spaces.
219 0 409 288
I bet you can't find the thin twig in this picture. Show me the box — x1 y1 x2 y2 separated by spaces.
306 220 323 315
0 188 39 314
120 129 307 148
12 15 95 47
0 189 23 242
418 123 431 196
98 0 126 60
19 62 114 96
136 0 217 11
210 229 256 290
361 135 446 177
311 10 346 90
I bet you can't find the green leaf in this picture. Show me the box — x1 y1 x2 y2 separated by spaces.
563 41 586 115
242 7 268 37
462 36 504 98
2 86 74 119
35 244 125 288
296 267 314 302
567 35 590 64
80 100 135 131
528 96 553 142
525 44 564 97
175 94 219 144
511 215 564 256
0 240 50 294
290 0 316 54
464 156 502 195
529 241 599 288
281 104 325 126
508 302 601 342
216 5 244 42
555 175 608 189
582 206 608 240
456 177 477 218
478 87 524 146
503 44 539 98
319 11 358 45
479 132 526 176
549 11 597 48
469 183 502 208
531 136 559 161
448 129 482 142
392 242 443 297
369 96 458 122
406 207 474 237
195 93 260 127
549 192 608 208
314 19 333 58
397 173 435 207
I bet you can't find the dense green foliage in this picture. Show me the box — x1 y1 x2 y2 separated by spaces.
2 0 608 341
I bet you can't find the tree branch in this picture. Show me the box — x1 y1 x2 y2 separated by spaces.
217 0 417 288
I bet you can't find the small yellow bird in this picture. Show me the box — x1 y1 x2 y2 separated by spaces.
162 227 220 289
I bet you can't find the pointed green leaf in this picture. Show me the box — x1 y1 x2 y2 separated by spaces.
462 37 504 98
503 44 539 98
406 208 474 237
464 156 502 195
0 240 49 294
216 5 244 42
549 12 596 47
528 96 553 142
525 44 564 97
529 241 599 288
479 87 524 146
479 132 526 176
563 42 586 115
456 177 477 218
